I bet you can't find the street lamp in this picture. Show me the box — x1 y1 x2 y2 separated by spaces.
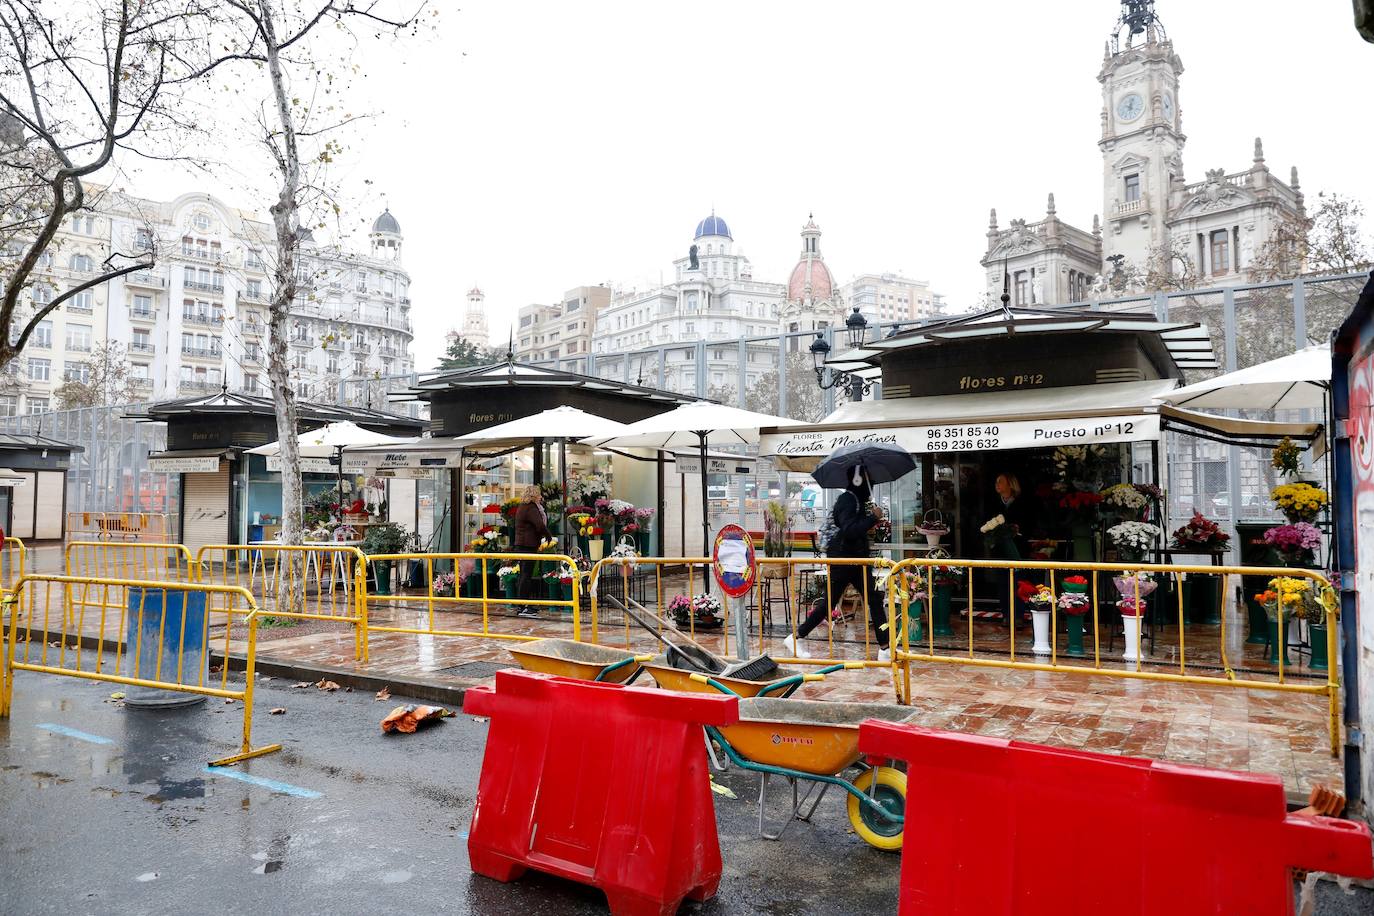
809 306 874 402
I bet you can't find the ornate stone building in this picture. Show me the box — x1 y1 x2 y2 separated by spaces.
779 215 847 351
982 0 1306 302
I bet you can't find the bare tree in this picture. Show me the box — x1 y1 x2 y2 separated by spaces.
0 1 228 373
212 1 430 548
53 340 136 408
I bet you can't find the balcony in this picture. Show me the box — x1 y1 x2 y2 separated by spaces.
129 377 152 392
289 336 312 348
377 346 405 358
65 303 93 315
180 246 223 264
178 379 222 394
244 349 264 364
244 258 267 273
126 271 165 289
183 280 224 294
242 322 265 337
128 306 158 323
180 346 222 361
181 312 225 328
239 288 267 303
129 341 155 355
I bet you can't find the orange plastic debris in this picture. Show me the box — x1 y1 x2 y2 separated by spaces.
381 704 449 734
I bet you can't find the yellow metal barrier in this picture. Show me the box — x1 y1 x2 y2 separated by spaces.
361 552 582 650
195 544 368 661
0 574 281 765
65 541 194 581
1 536 26 592
880 556 1341 757
66 512 169 543
585 555 897 669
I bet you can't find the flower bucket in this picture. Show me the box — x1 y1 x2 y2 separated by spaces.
559 581 574 603
1030 609 1052 655
371 559 392 596
1065 613 1086 655
1070 522 1096 563
1266 618 1291 665
1121 613 1143 662
931 583 954 637
545 579 561 600
1310 622 1329 671
502 579 519 600
1062 581 1089 595
588 539 605 562
906 603 925 643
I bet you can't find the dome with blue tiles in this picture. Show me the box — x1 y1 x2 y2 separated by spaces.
693 212 731 240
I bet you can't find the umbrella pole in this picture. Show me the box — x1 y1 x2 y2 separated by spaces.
559 437 568 547
698 432 710 559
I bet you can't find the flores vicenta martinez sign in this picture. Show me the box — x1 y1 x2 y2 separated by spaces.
761 414 1161 460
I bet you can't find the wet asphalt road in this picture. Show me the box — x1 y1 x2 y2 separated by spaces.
0 672 903 915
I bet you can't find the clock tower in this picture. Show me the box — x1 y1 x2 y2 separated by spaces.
1098 0 1185 271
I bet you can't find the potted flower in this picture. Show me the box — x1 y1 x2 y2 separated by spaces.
362 522 410 596
668 593 722 629
1256 575 1318 665
465 524 505 595
1271 436 1301 479
1169 512 1230 624
1271 483 1328 524
1100 483 1149 523
763 500 793 559
917 510 949 546
1061 574 1089 594
633 507 655 554
432 571 456 599
341 497 369 525
1117 595 1147 662
1057 591 1091 655
1016 580 1055 655
497 563 521 600
981 513 1018 559
1262 522 1321 568
1107 521 1161 563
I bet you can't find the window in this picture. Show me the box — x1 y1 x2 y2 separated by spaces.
28 358 50 381
132 329 151 351
210 336 222 354
70 289 93 311
28 397 49 414
64 361 90 383
130 363 150 380
353 358 365 375
132 294 152 315
193 213 211 231
65 324 92 351
135 228 154 251
181 332 194 351
1014 271 1028 307
0 395 15 416
31 284 51 305
1124 174 1141 203
327 356 339 374
70 254 94 272
244 373 258 393
713 322 723 333
685 322 694 333
32 320 51 348
245 279 261 298
1210 229 1230 274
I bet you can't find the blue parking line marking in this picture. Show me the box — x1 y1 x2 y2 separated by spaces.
36 723 115 745
205 766 322 799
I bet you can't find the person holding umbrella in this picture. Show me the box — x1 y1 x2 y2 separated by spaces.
785 443 914 661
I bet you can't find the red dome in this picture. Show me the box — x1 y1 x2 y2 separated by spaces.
788 257 834 301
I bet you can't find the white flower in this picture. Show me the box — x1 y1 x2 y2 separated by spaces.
979 514 1007 534
1107 521 1161 551
1101 484 1148 510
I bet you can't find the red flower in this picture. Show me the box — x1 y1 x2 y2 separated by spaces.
1015 580 1039 603
482 504 502 514
1064 575 1088 586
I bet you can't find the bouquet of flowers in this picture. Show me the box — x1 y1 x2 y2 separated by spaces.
1271 483 1327 523
1262 522 1321 559
931 563 966 587
876 568 921 603
1053 444 1109 480
482 503 503 516
1169 512 1230 551
1117 596 1148 617
1059 490 1104 519
568 473 610 505
1100 483 1149 514
980 513 1014 549
1016 580 1055 609
1256 576 1322 622
497 564 520 585
1271 437 1301 478
1107 521 1161 560
1057 592 1091 615
1112 569 1158 600
608 498 635 517
467 524 504 553
432 572 457 598
869 516 893 544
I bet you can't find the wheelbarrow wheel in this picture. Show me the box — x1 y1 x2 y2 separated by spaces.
847 766 906 851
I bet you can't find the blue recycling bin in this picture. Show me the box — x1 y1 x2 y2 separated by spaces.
124 587 209 708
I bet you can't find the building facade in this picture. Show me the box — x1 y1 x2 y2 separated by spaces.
515 284 611 363
0 192 414 415
840 271 944 325
982 0 1306 301
460 287 491 348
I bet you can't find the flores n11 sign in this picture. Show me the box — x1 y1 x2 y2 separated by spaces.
761 415 1160 460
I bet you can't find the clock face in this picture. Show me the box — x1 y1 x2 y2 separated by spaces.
1161 93 1175 123
1116 93 1144 122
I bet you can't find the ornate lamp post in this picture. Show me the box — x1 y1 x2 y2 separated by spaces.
809 306 873 402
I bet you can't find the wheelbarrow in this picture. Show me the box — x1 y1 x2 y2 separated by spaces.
506 638 652 684
692 672 914 851
644 659 867 698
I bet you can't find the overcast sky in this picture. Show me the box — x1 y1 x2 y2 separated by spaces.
119 0 1374 370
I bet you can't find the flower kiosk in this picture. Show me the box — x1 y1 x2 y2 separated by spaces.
761 305 1325 645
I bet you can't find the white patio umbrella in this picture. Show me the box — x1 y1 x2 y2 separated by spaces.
248 421 418 493
1157 344 1330 411
587 402 806 559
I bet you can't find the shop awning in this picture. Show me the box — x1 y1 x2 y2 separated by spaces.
1157 404 1324 454
1154 345 1330 411
759 380 1177 469
0 468 26 487
147 448 238 473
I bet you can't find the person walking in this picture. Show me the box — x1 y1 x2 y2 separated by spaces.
783 465 891 662
512 484 551 618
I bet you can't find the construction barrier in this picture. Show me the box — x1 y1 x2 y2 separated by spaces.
858 719 1373 914
65 541 194 581
66 512 169 543
466 669 737 915
881 558 1343 756
361 552 582 649
195 544 367 661
1 536 25 592
0 574 281 765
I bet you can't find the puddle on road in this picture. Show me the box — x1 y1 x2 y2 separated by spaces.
381 870 413 884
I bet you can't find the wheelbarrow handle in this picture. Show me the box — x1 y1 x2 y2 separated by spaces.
595 655 649 682
689 672 741 696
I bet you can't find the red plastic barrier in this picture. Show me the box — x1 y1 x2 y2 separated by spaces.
859 721 1373 916
465 669 739 916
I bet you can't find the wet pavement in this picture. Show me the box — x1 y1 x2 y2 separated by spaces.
0 671 905 915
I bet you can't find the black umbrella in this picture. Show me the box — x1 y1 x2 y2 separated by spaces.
811 442 915 488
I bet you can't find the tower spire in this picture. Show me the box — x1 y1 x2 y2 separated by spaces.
1046 193 1056 217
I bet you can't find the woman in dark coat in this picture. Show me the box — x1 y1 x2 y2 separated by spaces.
512 484 551 618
